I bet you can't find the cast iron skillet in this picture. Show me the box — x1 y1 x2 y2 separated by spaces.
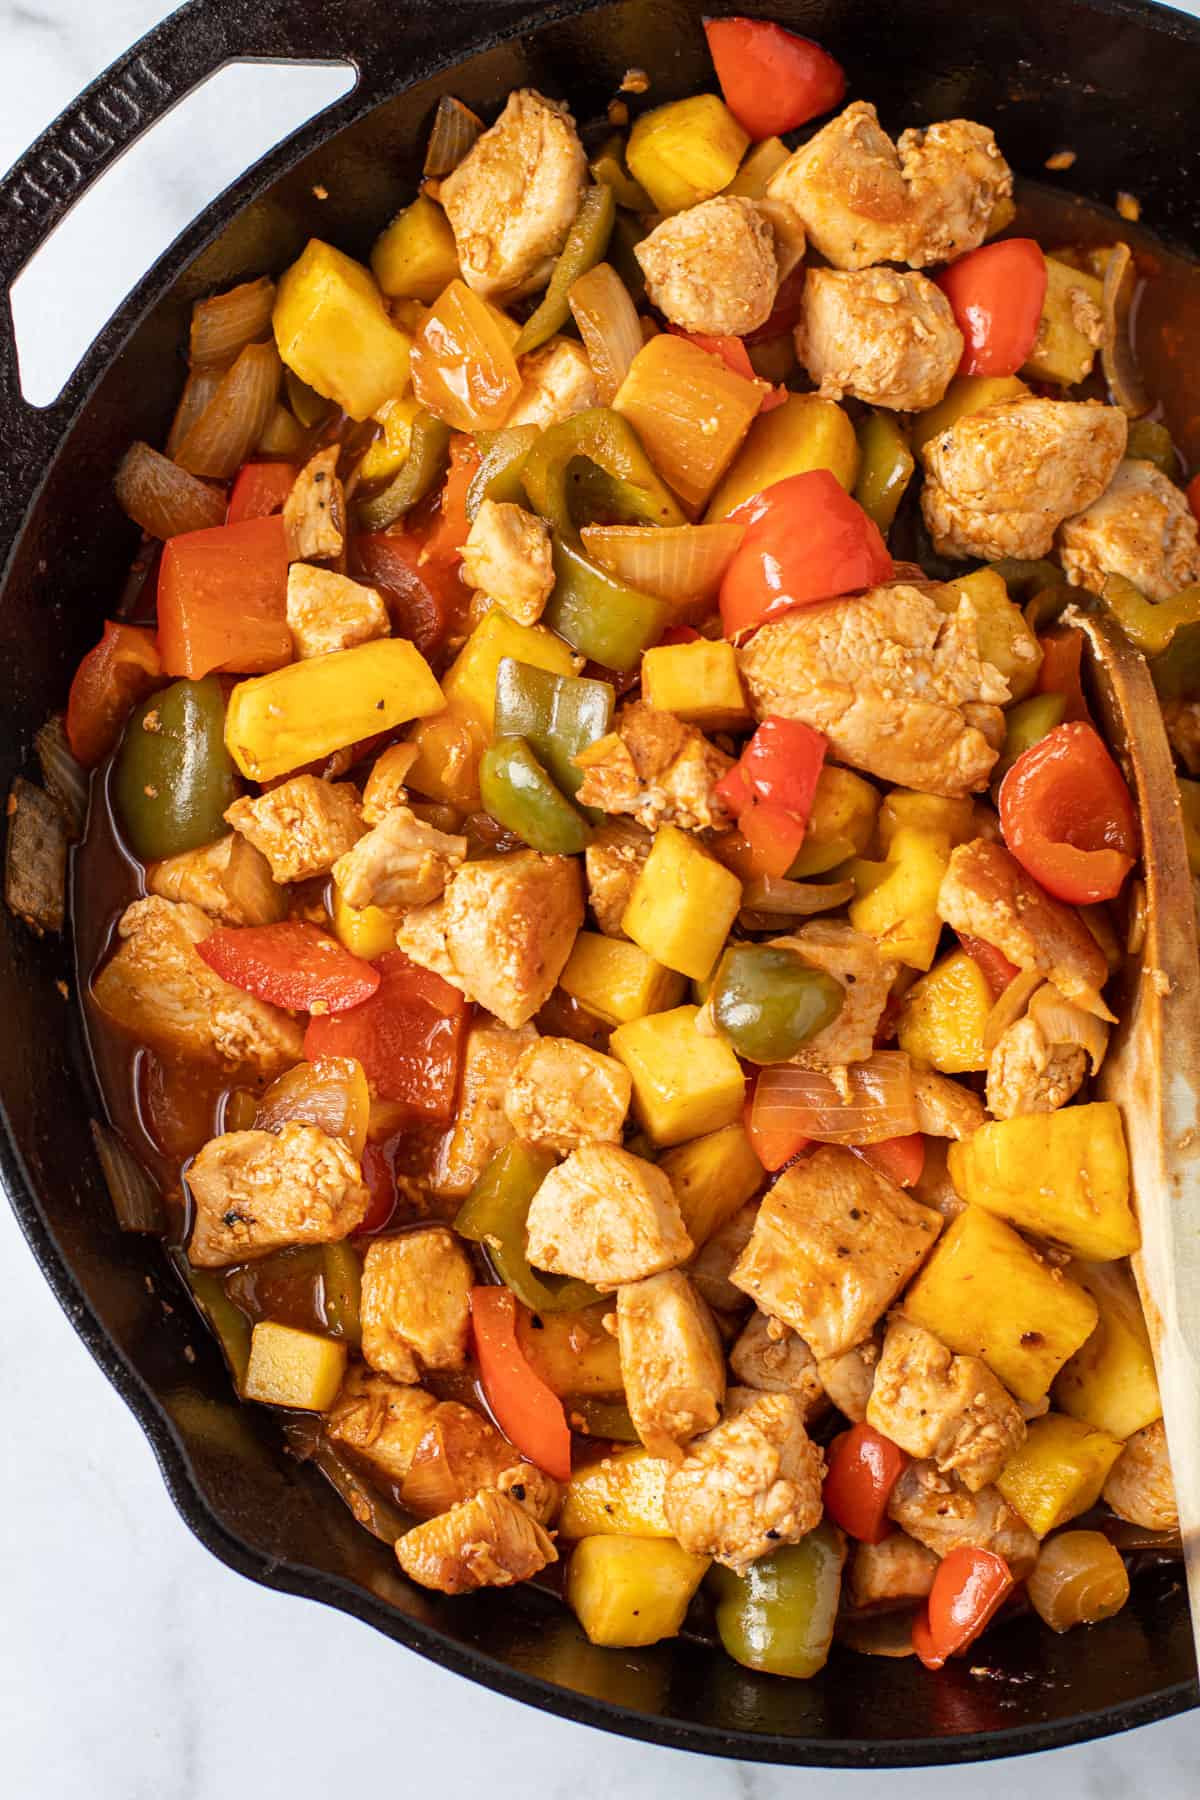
1 0 1198 1765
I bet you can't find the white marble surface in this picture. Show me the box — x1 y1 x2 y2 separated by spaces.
1 2 1198 1794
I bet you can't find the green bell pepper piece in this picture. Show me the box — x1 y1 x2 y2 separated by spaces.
1151 617 1200 701
185 1267 252 1391
516 184 616 355
1125 416 1177 477
608 212 648 303
543 538 669 672
467 426 540 521
588 136 653 211
987 558 1075 630
354 410 451 531
710 944 845 1064
994 691 1067 781
1101 573 1200 658
522 407 687 536
456 1143 601 1313
494 657 614 797
1178 778 1200 876
571 1396 640 1442
320 1243 363 1349
853 410 914 534
480 735 592 854
710 1521 847 1679
114 675 237 862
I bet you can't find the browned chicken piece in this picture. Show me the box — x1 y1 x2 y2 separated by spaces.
817 1335 881 1422
505 337 598 430
325 1366 440 1482
986 1016 1088 1120
664 1390 825 1573
887 1459 1039 1579
503 1035 631 1152
737 584 1008 797
635 195 782 337
225 774 364 884
867 1316 1026 1491
460 500 555 626
796 267 963 412
398 850 584 1029
911 1064 987 1139
525 1144 692 1290
920 396 1128 562
361 743 419 825
689 1201 759 1315
575 702 735 834
765 101 1012 271
396 1488 558 1594
616 1270 726 1459
847 1531 938 1611
147 833 285 927
283 445 344 562
361 1227 474 1382
1057 458 1200 602
772 922 899 1073
286 564 389 660
1161 697 1200 776
92 897 303 1074
585 817 653 937
1102 1418 1178 1533
401 1397 560 1523
430 1018 537 1198
729 1311 826 1423
937 839 1114 1018
440 89 586 299
910 1136 966 1222
332 807 467 912
732 1146 942 1359
187 1121 369 1267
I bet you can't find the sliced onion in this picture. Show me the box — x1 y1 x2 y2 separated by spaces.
740 875 856 924
5 777 67 934
257 403 306 458
90 1119 164 1233
114 440 227 538
256 1056 371 1159
836 1608 920 1657
580 522 746 606
313 1442 412 1544
1028 982 1110 1072
173 341 283 479
424 95 483 177
166 366 222 458
34 715 87 838
1101 243 1150 418
569 261 643 404
189 276 276 369
981 966 1043 1057
752 1050 919 1146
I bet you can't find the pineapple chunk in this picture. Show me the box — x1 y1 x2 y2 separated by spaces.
995 1413 1123 1537
567 1535 710 1646
274 239 413 421
627 94 749 214
788 764 879 877
1022 257 1105 388
938 568 1043 702
622 825 742 981
903 1205 1099 1404
224 639 444 782
330 884 402 961
658 1123 762 1248
848 826 951 972
641 639 751 732
878 791 977 854
615 335 761 514
1055 1261 1162 1441
372 195 460 302
911 374 1031 459
516 1302 624 1398
897 948 992 1074
610 1005 745 1148
559 932 687 1026
723 135 791 199
706 394 859 520
947 1102 1138 1261
243 1321 347 1410
560 1448 674 1538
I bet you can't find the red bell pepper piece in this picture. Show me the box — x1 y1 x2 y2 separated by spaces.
226 461 297 525
855 1133 925 1189
157 512 291 678
704 18 846 140
720 471 894 638
352 532 463 661
936 239 1048 378
956 932 1020 999
715 716 828 878
304 949 468 1119
198 921 381 1013
999 720 1139 904
471 1286 572 1481
418 434 481 567
823 1422 908 1543
912 1546 1014 1670
357 1141 398 1235
745 266 808 345
1035 626 1091 723
659 623 702 647
65 620 162 767
667 326 786 410
745 1087 810 1173
1187 472 1200 525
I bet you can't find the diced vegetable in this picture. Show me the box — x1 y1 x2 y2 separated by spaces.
274 238 413 420
516 1301 623 1395
857 1132 925 1189
189 276 276 369
523 406 688 534
613 335 761 514
589 136 653 211
471 1285 573 1482
823 1423 908 1543
568 261 643 404
186 1267 253 1388
467 426 539 519
788 766 879 877
480 736 591 855
1125 416 1176 476
936 240 1047 378
66 621 162 769
410 279 522 432
560 1446 674 1538
1055 1261 1162 1441
999 721 1139 905
559 931 687 1026
371 195 460 302
114 441 227 539
456 1142 597 1313
706 394 860 520
255 1056 371 1161
657 1123 762 1248
877 791 975 853
1026 1530 1130 1632
543 541 670 673
939 566 1043 702
641 639 750 732
243 1320 348 1410
995 1413 1124 1537
610 1004 745 1147
848 826 951 972
995 693 1068 782
957 932 1020 1000
227 460 296 525
113 676 237 862
853 409 915 535
304 949 467 1118
719 471 893 637
704 18 846 139
910 373 1031 459
423 94 483 177
568 1536 710 1647
173 341 283 480
622 825 743 981
897 948 992 1074
355 412 452 532
1022 257 1105 387
715 716 828 879
709 943 844 1064
158 513 291 680
911 1547 1014 1670
750 1051 920 1148
493 659 614 799
580 523 746 614
90 1118 164 1233
722 134 790 198
626 94 749 215
516 184 615 355
197 921 381 1013
330 885 404 961
711 1521 846 1678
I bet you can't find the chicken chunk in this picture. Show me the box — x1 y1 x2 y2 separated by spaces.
938 839 1113 1017
847 1532 938 1611
765 100 1012 271
396 1488 558 1594
401 1397 560 1523
92 897 303 1074
225 775 364 884
283 445 345 562
635 195 781 337
617 1270 726 1459
664 1390 825 1573
503 1036 631 1152
689 1201 758 1316
796 267 963 412
585 818 653 937
986 1014 1088 1120
439 89 586 299
147 833 285 927
431 1018 537 1198
817 1335 881 1422
772 922 899 1073
361 1227 473 1381
1102 1418 1178 1533
397 850 584 1029
332 807 467 912
732 1146 942 1359
887 1459 1039 1579
187 1121 369 1267
867 1316 1026 1491
460 500 554 626
525 1144 692 1290
286 563 389 660
575 701 735 833
920 396 1128 562
1058 458 1200 602
729 1311 826 1422
505 337 598 430
325 1366 440 1482
911 1065 986 1139
361 743 419 825
737 584 1008 797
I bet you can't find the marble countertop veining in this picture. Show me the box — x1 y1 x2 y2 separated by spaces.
1 2 1198 1794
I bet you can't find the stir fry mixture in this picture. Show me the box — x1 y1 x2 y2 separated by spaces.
45 15 1197 1678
